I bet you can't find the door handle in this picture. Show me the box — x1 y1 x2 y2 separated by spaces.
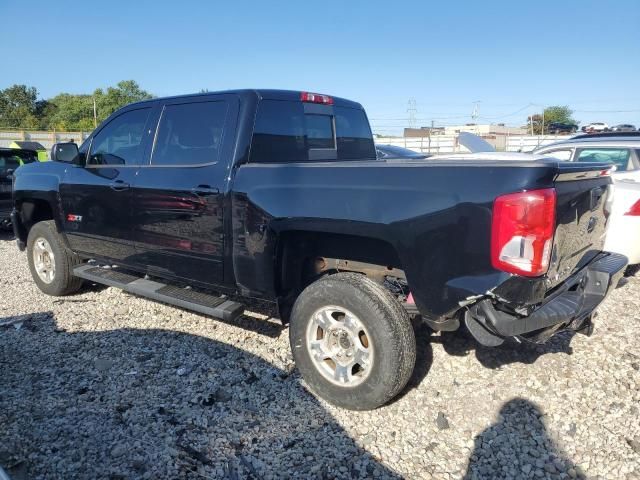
110 180 130 191
191 185 219 195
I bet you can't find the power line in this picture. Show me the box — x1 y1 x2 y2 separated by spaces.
573 109 640 113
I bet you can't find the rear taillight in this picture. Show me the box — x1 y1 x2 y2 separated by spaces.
491 188 556 277
625 199 640 216
300 91 334 105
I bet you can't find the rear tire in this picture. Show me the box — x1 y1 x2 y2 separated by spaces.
27 220 83 296
289 272 416 410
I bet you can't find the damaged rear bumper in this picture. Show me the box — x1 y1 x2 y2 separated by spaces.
465 252 628 346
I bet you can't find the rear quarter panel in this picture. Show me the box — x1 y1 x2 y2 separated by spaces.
231 160 558 319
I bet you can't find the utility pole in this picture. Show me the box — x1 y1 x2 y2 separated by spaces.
529 108 534 135
428 119 434 153
93 97 98 128
407 99 417 129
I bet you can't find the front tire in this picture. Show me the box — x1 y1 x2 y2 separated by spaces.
27 220 83 296
289 272 416 410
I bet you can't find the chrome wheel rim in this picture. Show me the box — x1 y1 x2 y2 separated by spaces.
33 237 56 284
305 305 373 387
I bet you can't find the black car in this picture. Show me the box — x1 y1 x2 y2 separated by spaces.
375 144 430 159
0 148 38 228
547 122 578 134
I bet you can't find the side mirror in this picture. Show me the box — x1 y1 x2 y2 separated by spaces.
51 142 79 164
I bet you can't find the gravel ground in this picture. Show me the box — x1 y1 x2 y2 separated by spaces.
0 232 639 480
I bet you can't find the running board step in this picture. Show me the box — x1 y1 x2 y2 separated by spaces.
73 264 244 322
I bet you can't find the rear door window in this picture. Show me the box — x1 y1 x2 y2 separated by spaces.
575 148 631 171
250 100 376 163
151 101 228 166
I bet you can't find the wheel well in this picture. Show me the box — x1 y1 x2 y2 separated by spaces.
15 200 54 243
276 231 406 321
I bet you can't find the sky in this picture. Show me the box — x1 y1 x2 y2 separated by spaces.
1 0 639 134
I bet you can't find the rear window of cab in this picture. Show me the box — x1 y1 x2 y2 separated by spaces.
249 100 376 163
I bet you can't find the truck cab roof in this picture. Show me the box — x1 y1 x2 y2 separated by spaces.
128 89 364 110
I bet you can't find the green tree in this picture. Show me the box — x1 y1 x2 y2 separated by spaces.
527 106 578 134
94 80 153 123
45 93 96 131
39 80 154 131
0 84 40 128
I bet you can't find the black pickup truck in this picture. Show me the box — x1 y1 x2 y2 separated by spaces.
11 89 627 410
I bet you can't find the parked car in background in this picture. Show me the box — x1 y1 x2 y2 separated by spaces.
534 134 640 273
583 122 609 133
547 122 578 134
532 133 640 183
8 141 48 161
0 148 38 229
611 124 636 132
375 144 430 160
604 180 640 273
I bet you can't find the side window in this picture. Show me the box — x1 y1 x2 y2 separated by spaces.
151 101 228 166
250 100 306 163
576 148 631 171
544 149 572 161
14 151 37 164
634 150 640 171
88 108 151 166
0 155 21 173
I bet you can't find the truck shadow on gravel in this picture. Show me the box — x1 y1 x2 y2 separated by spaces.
464 398 583 480
394 321 434 400
0 313 401 480
435 328 576 370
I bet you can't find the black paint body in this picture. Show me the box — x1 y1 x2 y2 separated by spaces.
12 90 616 323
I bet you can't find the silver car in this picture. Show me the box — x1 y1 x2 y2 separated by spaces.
532 132 640 183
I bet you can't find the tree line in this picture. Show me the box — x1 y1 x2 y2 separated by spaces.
526 106 578 134
1 80 579 135
0 80 153 131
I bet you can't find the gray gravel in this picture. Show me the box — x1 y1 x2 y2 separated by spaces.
0 232 638 479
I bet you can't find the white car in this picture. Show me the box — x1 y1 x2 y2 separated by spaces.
605 180 640 268
532 134 640 183
584 122 609 132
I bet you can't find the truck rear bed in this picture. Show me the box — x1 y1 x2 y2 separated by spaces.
233 155 617 323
